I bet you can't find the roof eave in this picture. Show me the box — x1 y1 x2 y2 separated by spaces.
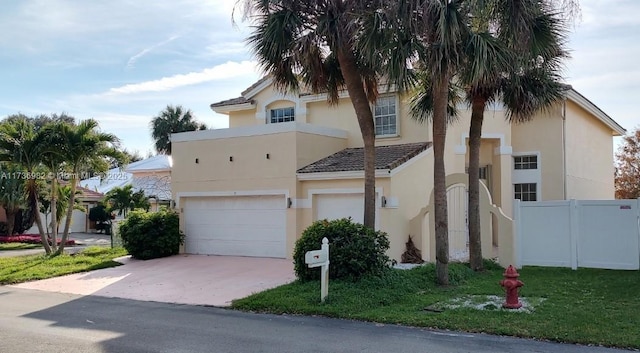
297 169 392 181
565 89 626 136
210 102 256 114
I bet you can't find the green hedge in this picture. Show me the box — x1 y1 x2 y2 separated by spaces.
118 210 184 260
293 218 390 281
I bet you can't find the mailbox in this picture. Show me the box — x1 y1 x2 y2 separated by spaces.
304 237 330 302
305 249 328 268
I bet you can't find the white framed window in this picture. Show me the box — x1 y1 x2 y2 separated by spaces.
374 96 397 136
514 155 538 170
514 183 537 201
270 107 295 123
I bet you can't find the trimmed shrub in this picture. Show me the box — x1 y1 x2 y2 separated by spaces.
293 218 390 281
118 209 184 260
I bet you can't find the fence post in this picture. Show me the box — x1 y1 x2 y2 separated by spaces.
569 199 579 270
637 198 640 270
513 199 522 269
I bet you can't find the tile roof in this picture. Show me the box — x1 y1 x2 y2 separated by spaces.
210 96 252 108
77 185 104 199
297 142 432 174
210 76 272 108
125 155 172 173
241 76 271 97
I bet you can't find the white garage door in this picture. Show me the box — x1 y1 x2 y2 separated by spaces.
70 209 87 233
183 195 286 258
315 193 365 224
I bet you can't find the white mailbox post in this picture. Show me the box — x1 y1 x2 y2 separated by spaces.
305 237 330 302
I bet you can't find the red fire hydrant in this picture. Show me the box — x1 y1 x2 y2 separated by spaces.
499 265 524 309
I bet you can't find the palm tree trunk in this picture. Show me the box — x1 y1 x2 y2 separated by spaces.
28 179 51 254
337 46 377 229
58 176 78 255
432 72 451 286
468 97 486 271
50 178 58 253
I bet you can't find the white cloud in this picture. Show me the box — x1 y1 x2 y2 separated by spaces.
127 35 181 69
107 60 259 95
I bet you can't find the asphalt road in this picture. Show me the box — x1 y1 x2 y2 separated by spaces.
0 288 632 353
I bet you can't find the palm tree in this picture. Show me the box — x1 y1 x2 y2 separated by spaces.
401 0 574 282
151 105 206 155
394 0 473 285
56 119 120 255
0 117 52 253
461 2 570 271
237 0 416 229
0 164 28 236
105 184 150 217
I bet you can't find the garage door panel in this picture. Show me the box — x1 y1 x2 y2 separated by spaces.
184 210 284 227
188 239 284 257
183 195 286 258
315 193 365 224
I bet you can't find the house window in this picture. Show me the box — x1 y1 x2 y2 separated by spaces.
514 183 537 201
374 96 397 136
270 107 295 123
514 155 538 170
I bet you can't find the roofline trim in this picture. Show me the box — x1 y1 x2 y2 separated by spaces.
242 76 273 99
297 169 391 181
210 102 256 114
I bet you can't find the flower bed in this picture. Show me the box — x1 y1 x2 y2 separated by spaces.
0 234 75 246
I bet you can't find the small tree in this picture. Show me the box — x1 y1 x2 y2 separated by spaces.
105 185 150 217
89 202 111 233
615 127 640 199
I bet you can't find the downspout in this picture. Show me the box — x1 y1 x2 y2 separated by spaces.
562 98 567 200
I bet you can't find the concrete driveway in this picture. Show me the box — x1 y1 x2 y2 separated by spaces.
10 254 296 307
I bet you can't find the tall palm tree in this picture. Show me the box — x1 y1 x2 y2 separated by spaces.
461 1 570 271
238 0 416 229
39 122 70 252
0 117 52 253
401 0 573 282
56 119 120 255
151 105 206 155
395 0 473 285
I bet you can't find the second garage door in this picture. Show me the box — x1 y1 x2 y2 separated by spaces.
183 195 286 258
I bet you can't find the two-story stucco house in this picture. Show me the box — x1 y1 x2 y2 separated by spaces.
171 76 625 263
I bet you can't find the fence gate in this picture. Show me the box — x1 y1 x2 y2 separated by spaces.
447 183 469 261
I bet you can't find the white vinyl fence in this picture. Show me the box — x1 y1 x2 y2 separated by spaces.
514 199 640 270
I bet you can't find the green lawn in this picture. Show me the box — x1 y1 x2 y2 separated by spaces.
0 243 42 251
232 261 640 349
0 246 129 285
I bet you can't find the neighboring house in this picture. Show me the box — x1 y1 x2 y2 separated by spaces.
21 185 105 234
171 77 625 262
80 155 172 214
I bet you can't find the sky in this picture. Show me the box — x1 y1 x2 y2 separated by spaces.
0 0 638 156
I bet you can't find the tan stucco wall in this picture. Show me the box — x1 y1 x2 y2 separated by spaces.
511 108 564 200
172 129 348 259
228 109 258 128
564 100 616 199
386 151 433 261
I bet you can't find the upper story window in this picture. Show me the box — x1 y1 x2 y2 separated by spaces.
270 107 295 123
514 155 538 170
374 96 397 136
